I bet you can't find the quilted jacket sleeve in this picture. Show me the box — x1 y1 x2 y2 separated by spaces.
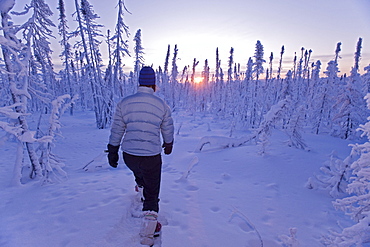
108 101 126 146
161 103 174 144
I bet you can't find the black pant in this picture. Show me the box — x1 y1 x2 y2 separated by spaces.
123 152 162 212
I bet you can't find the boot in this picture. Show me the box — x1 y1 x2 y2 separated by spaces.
140 211 158 245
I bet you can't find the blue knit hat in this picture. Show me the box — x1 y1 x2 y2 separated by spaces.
139 66 156 85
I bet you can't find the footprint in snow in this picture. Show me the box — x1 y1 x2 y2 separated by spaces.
210 206 220 212
186 185 199 191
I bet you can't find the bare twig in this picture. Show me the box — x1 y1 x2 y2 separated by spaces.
229 206 264 247
82 150 108 171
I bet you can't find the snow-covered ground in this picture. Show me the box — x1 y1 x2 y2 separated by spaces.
0 111 359 246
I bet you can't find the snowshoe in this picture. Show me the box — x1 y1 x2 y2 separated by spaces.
140 211 160 246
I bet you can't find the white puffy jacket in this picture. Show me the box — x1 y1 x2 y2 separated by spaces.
109 87 174 156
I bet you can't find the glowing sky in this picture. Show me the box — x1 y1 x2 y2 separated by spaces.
11 0 370 76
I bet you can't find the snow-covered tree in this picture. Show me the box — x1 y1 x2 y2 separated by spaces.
227 47 234 82
104 29 114 97
253 40 265 81
324 60 339 82
303 49 312 80
323 93 370 246
57 0 74 115
331 39 367 139
311 57 340 135
215 47 221 83
0 0 58 184
277 45 285 80
163 44 170 75
255 97 289 153
111 0 130 95
306 60 322 110
334 42 342 64
16 0 57 112
279 228 300 247
331 81 366 139
224 47 237 118
169 44 179 109
295 47 305 84
200 59 210 112
311 45 340 135
244 57 253 86
37 95 75 184
189 57 199 113
352 37 362 75
311 60 321 82
363 64 370 93
202 59 210 85
306 151 353 198
281 70 293 99
248 40 266 127
292 52 297 79
267 52 273 81
73 0 112 129
133 29 144 80
211 47 224 114
159 44 170 98
284 104 308 150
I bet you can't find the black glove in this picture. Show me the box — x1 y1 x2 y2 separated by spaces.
162 141 173 155
107 144 120 168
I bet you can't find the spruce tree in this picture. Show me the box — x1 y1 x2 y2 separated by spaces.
112 0 130 96
277 45 284 80
253 40 265 81
58 0 74 115
133 29 144 80
170 45 179 109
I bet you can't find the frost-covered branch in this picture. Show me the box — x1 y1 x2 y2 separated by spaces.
177 156 199 181
322 211 370 246
229 207 263 247
306 151 353 198
196 100 285 151
196 97 308 153
195 135 251 152
284 105 309 151
0 103 27 119
37 94 76 184
48 94 75 136
279 228 300 247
